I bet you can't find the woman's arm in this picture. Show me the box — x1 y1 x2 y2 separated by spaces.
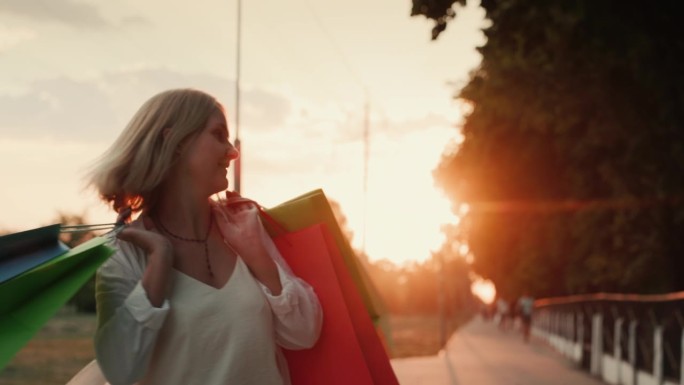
258 229 323 349
94 225 173 385
213 203 323 349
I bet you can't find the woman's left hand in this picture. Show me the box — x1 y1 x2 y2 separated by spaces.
213 200 283 294
212 201 271 267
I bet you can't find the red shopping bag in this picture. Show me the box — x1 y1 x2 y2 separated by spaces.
274 224 399 385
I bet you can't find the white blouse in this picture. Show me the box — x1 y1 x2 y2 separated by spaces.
93 214 323 385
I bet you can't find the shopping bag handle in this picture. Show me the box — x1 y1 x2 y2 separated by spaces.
221 191 289 238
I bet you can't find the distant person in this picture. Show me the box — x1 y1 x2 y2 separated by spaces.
517 293 534 342
74 89 323 385
479 300 492 321
495 297 510 331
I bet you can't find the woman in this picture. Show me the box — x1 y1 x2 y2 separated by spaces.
86 89 322 385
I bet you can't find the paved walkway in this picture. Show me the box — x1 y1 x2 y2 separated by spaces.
391 318 606 385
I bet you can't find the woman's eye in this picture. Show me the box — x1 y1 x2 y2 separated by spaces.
214 131 226 141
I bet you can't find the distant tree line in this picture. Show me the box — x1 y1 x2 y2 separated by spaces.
362 251 474 317
58 213 98 313
413 0 684 299
329 201 476 317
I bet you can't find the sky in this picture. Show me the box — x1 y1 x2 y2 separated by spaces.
0 0 487 267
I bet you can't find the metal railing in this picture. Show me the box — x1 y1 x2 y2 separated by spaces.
533 292 684 385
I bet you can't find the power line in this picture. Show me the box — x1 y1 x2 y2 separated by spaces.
294 0 379 253
298 0 367 93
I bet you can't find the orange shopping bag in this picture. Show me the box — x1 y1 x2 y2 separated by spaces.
273 223 399 385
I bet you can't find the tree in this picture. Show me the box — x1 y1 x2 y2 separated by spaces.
432 223 475 319
327 198 474 315
415 0 684 298
411 0 466 40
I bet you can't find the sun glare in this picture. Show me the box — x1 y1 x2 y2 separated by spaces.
344 127 461 266
471 277 496 304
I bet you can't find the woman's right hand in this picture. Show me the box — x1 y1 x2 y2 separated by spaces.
116 215 174 307
116 216 173 259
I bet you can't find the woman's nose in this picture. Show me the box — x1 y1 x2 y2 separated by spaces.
227 143 240 160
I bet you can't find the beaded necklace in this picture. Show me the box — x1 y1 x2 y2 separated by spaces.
156 213 214 277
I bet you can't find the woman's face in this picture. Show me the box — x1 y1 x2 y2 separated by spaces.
178 110 239 196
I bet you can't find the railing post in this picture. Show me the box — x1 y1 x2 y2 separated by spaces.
577 312 585 364
567 312 574 358
615 318 623 384
534 293 684 385
653 325 663 385
554 311 560 351
629 320 638 385
544 309 549 332
572 311 578 357
592 313 603 376
680 326 684 385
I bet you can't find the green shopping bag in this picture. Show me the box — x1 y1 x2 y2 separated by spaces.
0 224 69 284
0 235 114 371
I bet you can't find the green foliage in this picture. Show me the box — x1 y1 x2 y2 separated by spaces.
364 256 474 316
328 198 475 315
411 0 466 40
417 0 684 298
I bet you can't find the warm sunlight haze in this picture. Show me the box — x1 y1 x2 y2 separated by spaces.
0 0 487 267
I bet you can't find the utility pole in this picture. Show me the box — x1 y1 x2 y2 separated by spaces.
233 0 242 194
362 90 370 253
437 250 447 348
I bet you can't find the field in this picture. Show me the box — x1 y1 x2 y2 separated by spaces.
0 309 467 384
0 309 97 385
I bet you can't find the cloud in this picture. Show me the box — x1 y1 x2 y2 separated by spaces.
381 113 454 137
0 0 152 29
119 15 150 27
0 77 117 141
242 88 291 131
0 25 36 51
101 67 292 132
279 101 362 144
329 111 454 144
284 97 454 145
0 0 112 28
0 67 293 142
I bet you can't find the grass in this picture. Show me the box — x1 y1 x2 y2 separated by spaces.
0 310 470 384
0 308 97 385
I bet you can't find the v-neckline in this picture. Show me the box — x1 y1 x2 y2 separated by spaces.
173 257 241 290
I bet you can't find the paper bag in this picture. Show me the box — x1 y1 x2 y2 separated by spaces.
0 236 114 370
265 189 386 322
275 224 399 385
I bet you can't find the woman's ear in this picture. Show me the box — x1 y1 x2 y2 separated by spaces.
163 128 188 157
175 138 190 157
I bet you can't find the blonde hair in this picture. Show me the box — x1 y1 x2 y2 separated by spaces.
88 88 223 215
